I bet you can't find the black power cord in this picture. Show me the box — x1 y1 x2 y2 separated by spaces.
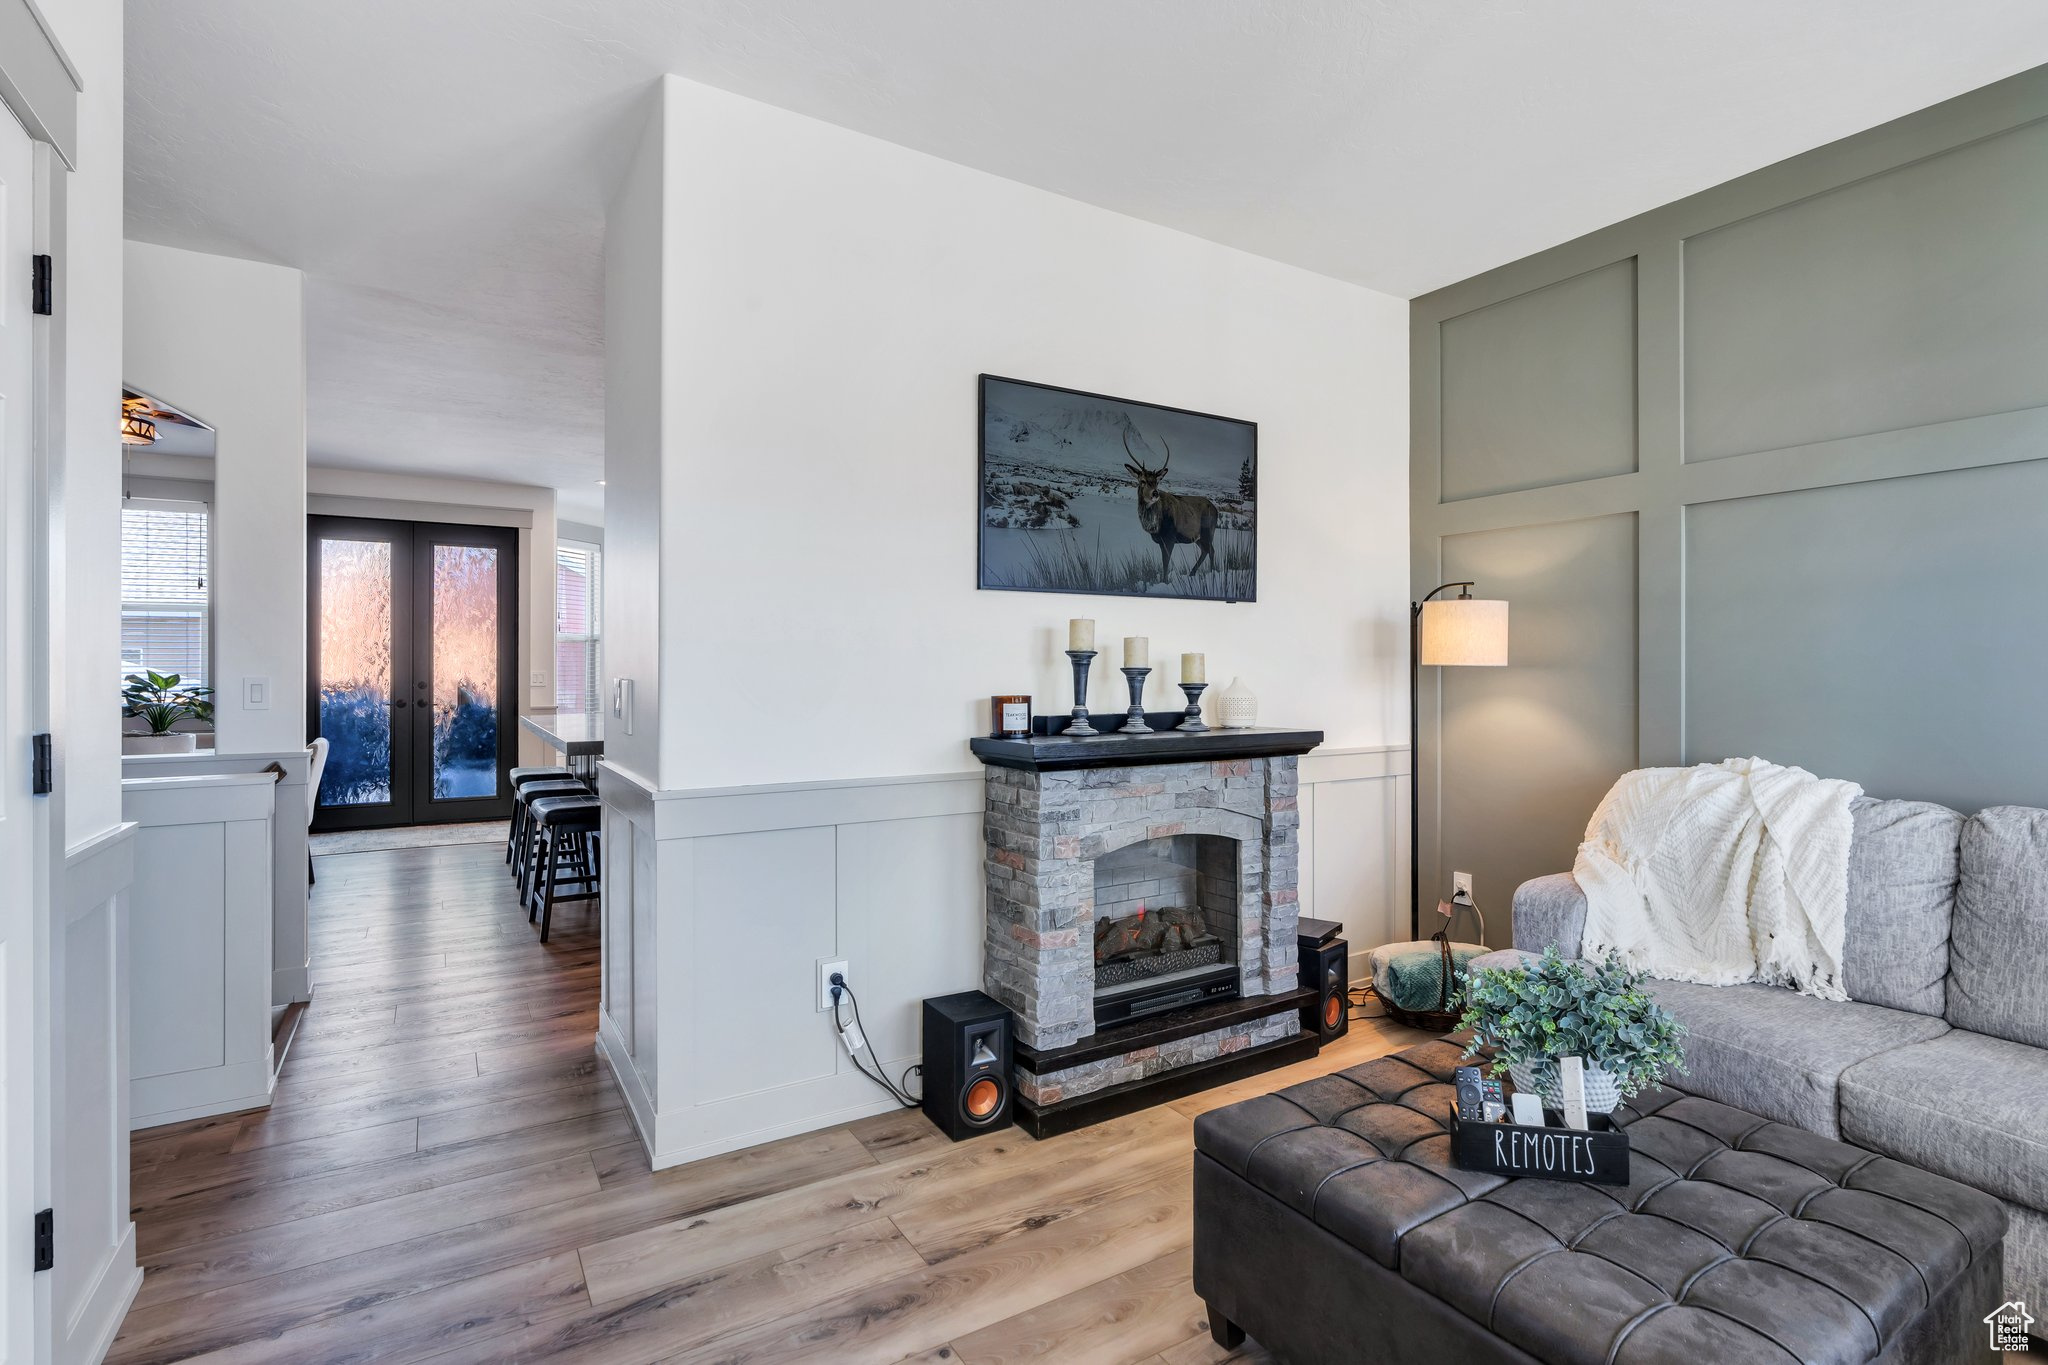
830 975 922 1108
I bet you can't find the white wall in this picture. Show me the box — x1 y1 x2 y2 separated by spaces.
652 75 1409 791
600 100 666 788
598 76 1410 1169
307 465 559 764
124 241 307 756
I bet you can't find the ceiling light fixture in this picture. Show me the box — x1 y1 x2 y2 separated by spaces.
121 397 158 447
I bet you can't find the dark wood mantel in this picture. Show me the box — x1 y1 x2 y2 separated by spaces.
970 714 1323 773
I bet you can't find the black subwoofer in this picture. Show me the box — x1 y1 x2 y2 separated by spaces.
1299 933 1349 1043
920 990 1014 1140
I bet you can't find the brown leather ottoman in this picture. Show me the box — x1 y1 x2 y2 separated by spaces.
1192 1040 2006 1364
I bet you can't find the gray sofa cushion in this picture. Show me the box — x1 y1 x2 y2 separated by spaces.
1841 796 1960 1017
1951 806 2048 1048
1839 1030 2048 1213
1644 980 1949 1138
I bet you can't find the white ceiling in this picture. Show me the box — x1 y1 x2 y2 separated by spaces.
125 2 2048 503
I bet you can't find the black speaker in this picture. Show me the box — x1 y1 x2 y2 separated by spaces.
1299 934 1349 1043
921 990 1013 1140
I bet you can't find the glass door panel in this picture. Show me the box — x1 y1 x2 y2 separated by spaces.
316 538 396 806
309 518 415 829
407 523 515 823
426 541 504 803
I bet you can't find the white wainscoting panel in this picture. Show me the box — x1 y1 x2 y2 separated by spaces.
596 747 1405 1170
123 749 312 1005
54 825 142 1365
122 772 279 1128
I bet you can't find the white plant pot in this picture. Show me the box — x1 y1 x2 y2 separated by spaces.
123 733 197 755
1507 1059 1623 1114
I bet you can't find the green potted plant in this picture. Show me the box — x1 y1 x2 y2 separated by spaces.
121 671 215 754
1457 947 1686 1113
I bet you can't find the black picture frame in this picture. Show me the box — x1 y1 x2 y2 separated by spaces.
978 374 1257 603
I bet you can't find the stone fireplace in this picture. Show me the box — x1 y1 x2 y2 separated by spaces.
974 722 1324 1136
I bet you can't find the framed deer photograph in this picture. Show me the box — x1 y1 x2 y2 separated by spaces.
978 374 1257 602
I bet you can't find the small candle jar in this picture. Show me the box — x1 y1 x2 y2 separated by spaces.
990 695 1033 738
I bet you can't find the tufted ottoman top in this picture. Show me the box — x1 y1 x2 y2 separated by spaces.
1193 1040 2006 1364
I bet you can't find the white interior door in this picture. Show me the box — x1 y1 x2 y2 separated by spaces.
0 105 41 1364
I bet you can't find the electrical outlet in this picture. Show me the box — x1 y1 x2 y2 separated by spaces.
817 958 849 1012
1452 871 1474 901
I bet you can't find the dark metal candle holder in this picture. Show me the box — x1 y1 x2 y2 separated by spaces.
1176 682 1210 731
1063 650 1100 736
1119 666 1153 733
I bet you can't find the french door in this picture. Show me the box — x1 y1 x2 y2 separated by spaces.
308 517 518 829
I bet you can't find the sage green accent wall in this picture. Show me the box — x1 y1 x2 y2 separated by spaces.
1411 65 2048 941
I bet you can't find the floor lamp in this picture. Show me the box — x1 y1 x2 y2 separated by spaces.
1409 583 1509 941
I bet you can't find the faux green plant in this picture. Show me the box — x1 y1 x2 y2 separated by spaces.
121 671 215 735
1457 947 1686 1099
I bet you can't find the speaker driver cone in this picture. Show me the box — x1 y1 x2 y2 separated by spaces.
964 1076 1003 1121
1323 994 1343 1031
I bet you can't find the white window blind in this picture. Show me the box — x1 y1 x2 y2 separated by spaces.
555 540 602 715
121 499 211 687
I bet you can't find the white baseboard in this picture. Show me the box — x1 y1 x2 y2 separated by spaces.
595 1010 657 1156
61 1220 139 1365
131 1057 275 1131
272 965 311 1005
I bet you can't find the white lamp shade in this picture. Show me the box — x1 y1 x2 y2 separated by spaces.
1420 598 1508 666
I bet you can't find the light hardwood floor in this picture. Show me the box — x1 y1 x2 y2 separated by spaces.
111 838 1429 1364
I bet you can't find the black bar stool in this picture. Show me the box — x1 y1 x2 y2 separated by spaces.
514 779 589 893
507 767 578 865
527 795 601 942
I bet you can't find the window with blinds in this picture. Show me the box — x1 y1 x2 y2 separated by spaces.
555 540 602 715
121 499 211 686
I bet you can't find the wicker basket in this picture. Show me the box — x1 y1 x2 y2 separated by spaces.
1380 934 1465 1034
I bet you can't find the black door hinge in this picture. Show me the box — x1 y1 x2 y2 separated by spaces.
32 1208 52 1272
31 733 52 796
31 255 51 316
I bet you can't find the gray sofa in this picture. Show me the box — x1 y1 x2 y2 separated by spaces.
1513 796 2048 1313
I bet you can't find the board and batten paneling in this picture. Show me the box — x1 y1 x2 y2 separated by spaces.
122 772 278 1128
595 747 1404 1169
1412 65 2048 937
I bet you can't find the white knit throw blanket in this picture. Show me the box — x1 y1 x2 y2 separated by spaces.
1573 757 1862 1000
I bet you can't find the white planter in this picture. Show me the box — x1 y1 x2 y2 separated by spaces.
124 733 198 755
1508 1058 1623 1114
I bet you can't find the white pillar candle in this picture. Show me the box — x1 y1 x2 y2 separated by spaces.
1067 618 1096 652
1123 636 1149 669
1181 652 1206 684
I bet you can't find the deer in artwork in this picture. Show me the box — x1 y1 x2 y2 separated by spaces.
1124 428 1218 583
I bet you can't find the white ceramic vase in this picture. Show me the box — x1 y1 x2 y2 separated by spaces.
1507 1058 1622 1114
1216 677 1258 729
123 733 197 755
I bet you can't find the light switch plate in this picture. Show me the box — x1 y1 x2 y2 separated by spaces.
530 670 546 688
241 676 270 710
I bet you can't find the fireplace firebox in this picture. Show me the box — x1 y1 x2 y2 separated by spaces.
1089 833 1242 1027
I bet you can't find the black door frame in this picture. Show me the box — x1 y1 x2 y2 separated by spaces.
308 516 519 831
